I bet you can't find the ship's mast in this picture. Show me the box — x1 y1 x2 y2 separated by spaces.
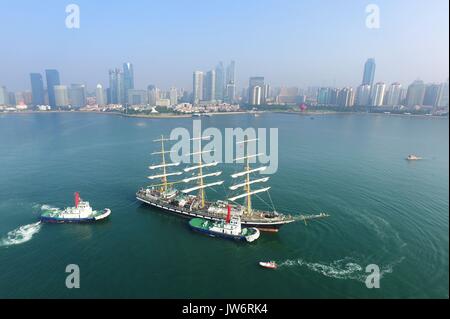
197 137 205 208
181 135 223 209
160 135 168 192
245 138 252 214
147 136 182 193
229 138 270 215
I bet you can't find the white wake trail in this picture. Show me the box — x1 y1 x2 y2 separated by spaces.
278 257 404 282
0 222 42 247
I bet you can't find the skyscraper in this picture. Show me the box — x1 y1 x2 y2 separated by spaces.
169 87 178 106
328 88 340 105
356 84 371 106
436 81 449 108
362 58 376 86
370 82 386 106
205 70 216 101
30 73 45 106
226 61 236 86
0 86 8 105
317 87 330 105
250 86 262 105
69 84 87 108
127 89 147 105
385 83 402 106
406 80 426 107
96 84 106 106
214 62 225 101
225 61 236 103
109 68 124 104
423 84 441 106
225 83 236 103
45 69 61 107
338 87 355 107
54 85 70 107
147 85 159 106
123 62 134 105
248 77 265 105
192 71 204 105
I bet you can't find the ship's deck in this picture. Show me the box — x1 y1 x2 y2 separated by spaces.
136 191 294 223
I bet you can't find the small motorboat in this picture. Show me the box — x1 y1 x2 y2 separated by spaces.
406 154 422 161
259 261 278 269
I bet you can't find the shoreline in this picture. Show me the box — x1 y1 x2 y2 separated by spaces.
0 109 448 120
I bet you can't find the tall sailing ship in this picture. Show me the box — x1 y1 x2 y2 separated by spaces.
136 135 328 232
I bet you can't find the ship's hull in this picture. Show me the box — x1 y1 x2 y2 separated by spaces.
136 195 294 231
40 216 98 223
189 218 259 242
40 209 111 224
189 223 247 241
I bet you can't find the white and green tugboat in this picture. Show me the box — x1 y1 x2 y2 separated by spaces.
189 206 260 242
40 192 111 223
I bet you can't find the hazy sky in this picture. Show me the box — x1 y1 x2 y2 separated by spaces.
0 0 448 92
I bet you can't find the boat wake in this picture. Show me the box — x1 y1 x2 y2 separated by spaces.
0 222 42 247
278 257 404 282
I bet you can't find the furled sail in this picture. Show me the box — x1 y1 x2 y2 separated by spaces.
234 153 263 162
149 162 180 170
184 162 218 172
183 171 222 183
182 181 224 194
228 187 271 202
147 172 183 180
229 177 269 191
231 166 267 178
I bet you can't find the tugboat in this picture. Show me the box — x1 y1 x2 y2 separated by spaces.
40 192 111 223
189 205 260 242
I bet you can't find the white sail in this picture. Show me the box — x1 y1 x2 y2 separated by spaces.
183 171 222 183
228 187 271 201
229 177 269 190
147 172 183 180
184 162 218 172
231 166 267 178
234 153 263 162
182 181 224 194
148 162 180 170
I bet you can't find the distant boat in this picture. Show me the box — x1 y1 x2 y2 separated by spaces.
192 113 211 117
40 192 111 223
406 154 422 161
259 261 278 269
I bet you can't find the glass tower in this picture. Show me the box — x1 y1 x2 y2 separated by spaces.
30 73 45 106
45 69 61 107
362 58 376 86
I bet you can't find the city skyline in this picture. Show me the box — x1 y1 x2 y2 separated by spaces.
0 0 448 91
0 56 448 110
